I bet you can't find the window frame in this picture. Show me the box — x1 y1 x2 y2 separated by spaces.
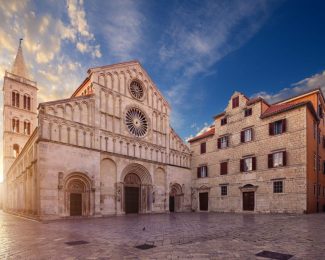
241 128 253 143
221 117 227 126
220 161 228 175
200 142 206 154
269 119 286 136
273 180 283 193
232 96 239 109
244 108 252 117
221 185 228 196
197 165 208 178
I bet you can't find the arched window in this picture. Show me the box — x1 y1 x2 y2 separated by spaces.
23 94 31 110
24 120 31 135
12 91 20 107
12 118 19 133
13 144 20 158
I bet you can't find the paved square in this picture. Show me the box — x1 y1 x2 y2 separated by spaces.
0 211 325 259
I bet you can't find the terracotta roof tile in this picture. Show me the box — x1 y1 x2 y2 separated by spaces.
261 101 310 118
188 127 215 143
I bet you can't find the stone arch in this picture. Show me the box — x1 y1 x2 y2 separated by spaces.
73 103 81 122
121 163 152 185
62 172 93 217
121 163 152 214
100 158 117 214
80 102 88 125
169 183 183 212
56 105 64 118
65 104 73 121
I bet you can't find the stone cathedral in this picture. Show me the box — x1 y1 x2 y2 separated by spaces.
2 43 192 220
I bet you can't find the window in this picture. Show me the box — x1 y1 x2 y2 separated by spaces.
197 165 208 178
244 108 252 117
323 161 325 174
268 151 286 168
273 181 283 193
221 185 228 196
12 118 19 133
269 119 286 135
13 144 19 158
221 117 227 126
232 96 239 108
240 157 256 172
220 162 228 175
12 91 20 107
217 136 229 149
314 153 316 171
23 95 31 110
241 128 253 143
24 121 31 135
200 142 206 154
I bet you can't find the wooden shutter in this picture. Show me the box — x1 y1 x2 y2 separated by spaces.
205 166 208 177
226 136 229 147
201 142 206 154
252 157 256 171
282 119 286 133
220 162 228 175
269 123 274 135
240 159 244 172
323 136 325 148
282 151 287 166
217 138 221 149
241 131 245 143
251 129 254 141
197 167 201 178
268 154 273 168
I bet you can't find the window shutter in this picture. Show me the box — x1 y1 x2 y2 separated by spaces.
232 98 235 108
226 136 229 147
197 167 201 178
283 151 287 166
323 136 325 148
252 157 256 171
251 129 254 141
220 162 228 175
269 123 274 135
217 138 221 149
240 159 244 172
268 154 273 168
205 166 208 177
282 119 286 133
241 131 245 143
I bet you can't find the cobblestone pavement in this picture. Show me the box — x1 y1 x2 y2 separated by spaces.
1 211 325 259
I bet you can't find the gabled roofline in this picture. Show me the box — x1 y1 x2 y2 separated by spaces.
274 87 325 105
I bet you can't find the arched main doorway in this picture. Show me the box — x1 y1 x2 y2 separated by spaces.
124 173 141 214
169 183 183 212
121 163 152 214
64 173 92 216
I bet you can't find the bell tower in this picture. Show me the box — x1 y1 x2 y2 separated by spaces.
2 39 38 179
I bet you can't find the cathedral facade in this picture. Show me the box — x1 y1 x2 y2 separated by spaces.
2 43 191 220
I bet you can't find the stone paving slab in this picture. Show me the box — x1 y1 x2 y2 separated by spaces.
0 211 325 259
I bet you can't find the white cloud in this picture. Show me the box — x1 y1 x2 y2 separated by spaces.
101 0 145 60
253 70 325 103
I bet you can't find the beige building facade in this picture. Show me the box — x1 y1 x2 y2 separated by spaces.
3 44 191 220
189 90 325 214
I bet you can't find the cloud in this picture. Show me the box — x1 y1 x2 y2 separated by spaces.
100 0 145 60
253 70 325 103
161 0 278 132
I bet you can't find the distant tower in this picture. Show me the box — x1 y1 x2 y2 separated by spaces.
2 39 38 179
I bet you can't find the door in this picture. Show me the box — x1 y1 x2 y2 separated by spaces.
199 192 208 211
70 193 82 216
125 187 140 214
243 192 255 211
169 196 175 212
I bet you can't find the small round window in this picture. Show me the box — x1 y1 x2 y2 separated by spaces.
129 80 144 100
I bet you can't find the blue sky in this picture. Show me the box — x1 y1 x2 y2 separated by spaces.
1 0 325 180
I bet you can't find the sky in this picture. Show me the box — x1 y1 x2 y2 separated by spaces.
1 0 325 181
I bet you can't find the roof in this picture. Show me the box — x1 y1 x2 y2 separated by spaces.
246 97 269 106
274 87 325 105
188 127 215 143
11 40 30 80
260 101 318 119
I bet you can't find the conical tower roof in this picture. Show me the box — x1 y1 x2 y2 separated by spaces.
11 39 30 79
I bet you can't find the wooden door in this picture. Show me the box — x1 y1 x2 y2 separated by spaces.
169 196 175 212
70 193 82 216
125 187 140 214
199 192 208 211
243 192 255 211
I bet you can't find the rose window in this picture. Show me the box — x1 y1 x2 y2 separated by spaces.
129 80 144 100
125 107 148 137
